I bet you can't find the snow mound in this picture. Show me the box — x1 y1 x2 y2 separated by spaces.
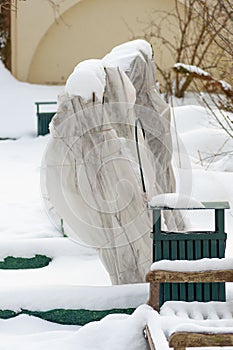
110 39 153 58
0 60 17 84
148 193 204 209
0 306 157 350
65 59 106 101
103 39 153 72
65 40 152 100
71 304 154 350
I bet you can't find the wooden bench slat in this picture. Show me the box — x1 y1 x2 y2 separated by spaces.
169 331 233 349
146 269 233 283
146 269 233 311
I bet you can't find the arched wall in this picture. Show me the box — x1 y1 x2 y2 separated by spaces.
12 0 175 84
11 0 82 82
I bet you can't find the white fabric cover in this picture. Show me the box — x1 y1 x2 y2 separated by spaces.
41 40 184 284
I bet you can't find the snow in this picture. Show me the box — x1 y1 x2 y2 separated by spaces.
67 304 151 350
147 302 233 349
171 321 233 334
0 61 63 138
160 301 233 320
103 39 153 72
0 305 155 350
109 39 153 59
146 301 233 348
148 193 205 209
147 313 233 348
0 136 60 238
0 283 148 312
219 80 233 91
151 258 233 272
0 315 81 350
65 40 152 100
65 59 106 101
174 63 210 77
1 59 233 349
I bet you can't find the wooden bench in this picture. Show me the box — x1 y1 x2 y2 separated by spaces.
145 259 233 350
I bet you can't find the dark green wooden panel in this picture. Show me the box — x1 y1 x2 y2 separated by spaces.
178 240 186 301
37 112 55 136
211 239 219 300
35 101 57 136
171 240 178 300
194 240 203 301
187 240 195 301
162 240 171 303
153 231 226 306
150 203 228 306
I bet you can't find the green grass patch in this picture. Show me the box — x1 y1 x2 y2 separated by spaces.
0 308 135 325
0 255 52 269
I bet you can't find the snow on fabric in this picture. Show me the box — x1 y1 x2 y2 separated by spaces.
151 258 233 272
103 39 153 72
0 61 63 138
65 59 106 101
148 193 204 209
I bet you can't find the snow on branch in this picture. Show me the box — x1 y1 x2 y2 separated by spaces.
174 63 233 100
174 63 211 79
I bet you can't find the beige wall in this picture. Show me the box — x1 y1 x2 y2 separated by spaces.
11 0 175 85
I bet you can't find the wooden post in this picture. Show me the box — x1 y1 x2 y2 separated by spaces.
215 209 224 233
147 282 160 312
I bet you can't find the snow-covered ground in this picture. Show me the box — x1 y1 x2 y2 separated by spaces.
0 61 63 138
1 61 233 349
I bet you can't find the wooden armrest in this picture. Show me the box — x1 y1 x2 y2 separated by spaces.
169 332 233 350
146 269 233 311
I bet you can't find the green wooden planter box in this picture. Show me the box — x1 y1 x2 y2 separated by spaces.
148 201 230 306
35 102 57 136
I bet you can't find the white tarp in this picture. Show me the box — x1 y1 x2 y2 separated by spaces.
41 40 184 284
